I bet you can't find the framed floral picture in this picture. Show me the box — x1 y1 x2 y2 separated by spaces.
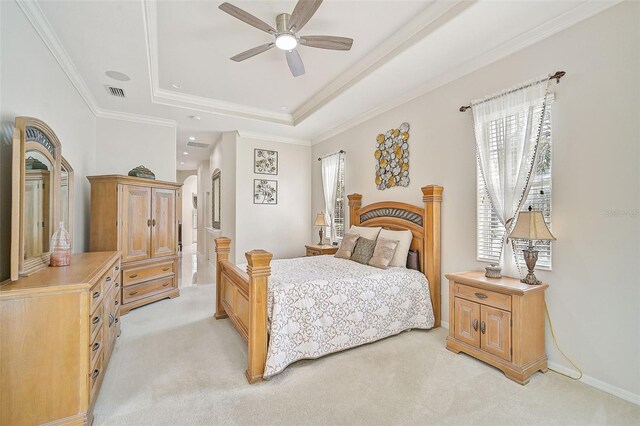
254 149 278 175
253 179 277 205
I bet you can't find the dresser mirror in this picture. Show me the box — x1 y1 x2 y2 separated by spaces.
11 117 73 280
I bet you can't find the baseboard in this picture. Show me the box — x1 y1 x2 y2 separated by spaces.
548 362 640 406
438 321 637 405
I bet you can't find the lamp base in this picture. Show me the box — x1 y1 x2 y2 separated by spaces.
318 227 324 245
520 245 543 285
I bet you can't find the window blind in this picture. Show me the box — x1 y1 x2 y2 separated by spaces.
477 98 553 270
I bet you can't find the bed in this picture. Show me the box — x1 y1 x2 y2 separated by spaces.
214 185 443 383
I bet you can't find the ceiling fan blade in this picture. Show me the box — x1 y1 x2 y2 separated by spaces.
285 49 305 77
299 35 353 51
287 0 323 32
219 2 275 34
230 43 275 62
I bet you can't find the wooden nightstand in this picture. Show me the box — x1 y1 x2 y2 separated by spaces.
305 244 338 256
445 271 548 385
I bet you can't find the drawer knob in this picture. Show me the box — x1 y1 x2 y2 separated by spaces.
106 276 112 282
115 300 119 306
115 282 120 288
162 267 170 272
115 318 119 324
92 316 101 325
92 369 100 380
162 283 169 287
147 219 151 227
475 292 488 300
115 266 120 271
152 219 156 227
129 274 138 279
129 291 138 296
92 342 101 352
480 321 486 334
472 319 478 331
92 291 101 299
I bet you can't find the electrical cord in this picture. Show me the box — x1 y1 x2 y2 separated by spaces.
544 299 583 380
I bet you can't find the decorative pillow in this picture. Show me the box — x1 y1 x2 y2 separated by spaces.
347 225 382 241
368 237 399 269
406 249 419 271
350 237 376 265
334 233 359 259
378 229 413 267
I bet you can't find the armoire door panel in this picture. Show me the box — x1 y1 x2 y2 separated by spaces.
454 297 480 348
151 188 176 258
481 305 511 361
120 185 151 262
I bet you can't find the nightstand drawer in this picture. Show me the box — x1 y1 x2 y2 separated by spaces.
306 248 321 256
455 283 511 311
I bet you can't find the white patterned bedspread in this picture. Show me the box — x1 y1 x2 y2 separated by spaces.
241 255 435 378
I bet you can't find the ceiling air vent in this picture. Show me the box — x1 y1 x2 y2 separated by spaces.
106 85 126 98
186 141 210 149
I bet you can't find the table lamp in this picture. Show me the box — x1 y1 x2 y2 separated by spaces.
314 212 328 245
508 209 556 285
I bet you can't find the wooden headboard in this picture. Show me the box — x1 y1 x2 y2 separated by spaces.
347 185 444 327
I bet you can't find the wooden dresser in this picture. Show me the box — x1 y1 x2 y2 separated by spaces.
445 271 548 384
305 244 338 256
88 175 181 314
0 252 121 425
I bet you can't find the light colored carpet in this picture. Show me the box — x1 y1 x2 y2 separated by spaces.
94 284 639 425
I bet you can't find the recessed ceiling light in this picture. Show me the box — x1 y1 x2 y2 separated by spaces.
183 151 189 155
180 161 185 165
281 106 289 111
188 136 196 141
190 115 201 120
171 83 182 89
275 34 297 51
105 70 130 81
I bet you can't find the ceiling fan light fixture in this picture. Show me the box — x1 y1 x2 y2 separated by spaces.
275 33 297 50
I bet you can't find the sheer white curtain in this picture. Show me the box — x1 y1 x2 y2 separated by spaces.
321 153 340 242
472 78 550 268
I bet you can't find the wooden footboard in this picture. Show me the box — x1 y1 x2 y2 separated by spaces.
214 237 272 384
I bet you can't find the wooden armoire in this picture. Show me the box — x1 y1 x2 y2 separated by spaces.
88 175 182 314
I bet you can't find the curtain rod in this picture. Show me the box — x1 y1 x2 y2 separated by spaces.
459 71 565 112
317 150 346 161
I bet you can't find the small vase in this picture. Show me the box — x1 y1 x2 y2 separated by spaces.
50 222 71 267
485 263 502 279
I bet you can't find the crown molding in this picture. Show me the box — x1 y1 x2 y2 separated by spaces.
142 0 293 126
236 130 311 147
310 0 621 145
17 0 177 129
293 0 473 125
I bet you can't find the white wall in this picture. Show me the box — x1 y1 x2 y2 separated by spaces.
0 1 96 280
180 175 198 246
235 135 311 261
311 2 639 401
94 117 176 182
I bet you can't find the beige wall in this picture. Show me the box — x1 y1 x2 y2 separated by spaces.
0 1 96 280
311 2 639 400
94 118 177 182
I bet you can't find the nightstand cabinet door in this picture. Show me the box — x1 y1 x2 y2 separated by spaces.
454 297 480 347
481 305 511 361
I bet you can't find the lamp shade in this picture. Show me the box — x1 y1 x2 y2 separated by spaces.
508 210 556 241
314 212 328 227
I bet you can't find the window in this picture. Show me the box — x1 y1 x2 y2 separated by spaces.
333 155 346 240
477 98 553 270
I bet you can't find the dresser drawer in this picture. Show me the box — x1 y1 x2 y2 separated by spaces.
90 281 103 314
306 248 320 256
89 352 103 404
122 277 174 304
90 324 104 367
90 303 104 341
123 261 174 287
455 283 511 311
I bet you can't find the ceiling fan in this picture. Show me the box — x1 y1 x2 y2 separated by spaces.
219 0 354 77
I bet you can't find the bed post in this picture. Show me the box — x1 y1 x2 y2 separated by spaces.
422 185 444 328
214 237 230 319
245 249 272 384
348 193 362 227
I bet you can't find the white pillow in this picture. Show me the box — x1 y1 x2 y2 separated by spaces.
378 229 412 267
348 225 382 241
